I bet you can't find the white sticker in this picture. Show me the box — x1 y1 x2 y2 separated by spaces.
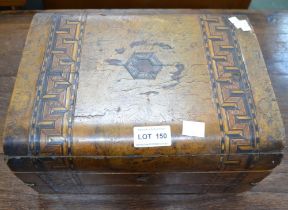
182 121 205 138
228 16 241 28
239 20 252 32
133 126 171 148
228 16 252 32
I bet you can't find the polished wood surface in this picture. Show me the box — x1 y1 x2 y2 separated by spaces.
0 10 287 209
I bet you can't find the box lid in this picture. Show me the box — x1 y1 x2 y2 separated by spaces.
3 11 285 172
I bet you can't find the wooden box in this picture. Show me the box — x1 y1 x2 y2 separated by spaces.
3 10 285 194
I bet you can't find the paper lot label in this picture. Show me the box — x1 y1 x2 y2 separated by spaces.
133 126 171 148
182 121 205 138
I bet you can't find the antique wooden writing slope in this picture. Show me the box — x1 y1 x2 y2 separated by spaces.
3 11 285 193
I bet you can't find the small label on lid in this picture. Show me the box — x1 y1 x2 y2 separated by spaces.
228 16 252 32
182 121 205 138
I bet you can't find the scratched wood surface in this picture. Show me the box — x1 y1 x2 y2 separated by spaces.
0 10 287 209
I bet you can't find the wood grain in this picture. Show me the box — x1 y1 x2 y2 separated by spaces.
0 10 287 209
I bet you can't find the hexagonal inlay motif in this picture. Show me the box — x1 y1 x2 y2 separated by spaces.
125 52 163 80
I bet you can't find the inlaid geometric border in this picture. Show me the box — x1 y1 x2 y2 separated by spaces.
29 14 86 156
200 15 260 168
